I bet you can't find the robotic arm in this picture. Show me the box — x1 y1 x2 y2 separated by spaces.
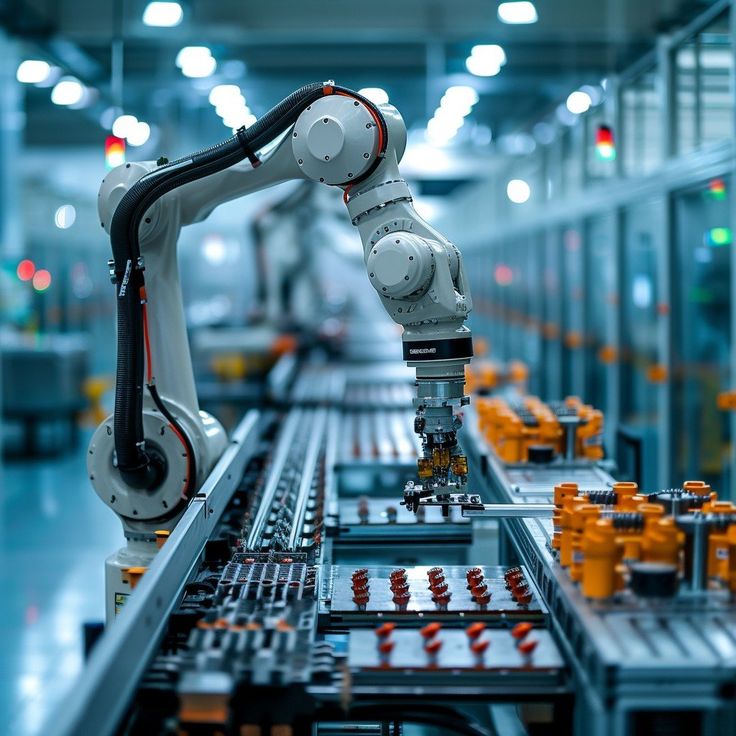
89 82 473 543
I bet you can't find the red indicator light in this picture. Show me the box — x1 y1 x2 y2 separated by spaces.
105 135 126 169
17 259 36 281
595 124 616 161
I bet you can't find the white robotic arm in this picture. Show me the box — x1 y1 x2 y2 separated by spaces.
89 83 473 545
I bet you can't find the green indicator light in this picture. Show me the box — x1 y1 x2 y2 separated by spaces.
595 143 616 161
706 227 732 247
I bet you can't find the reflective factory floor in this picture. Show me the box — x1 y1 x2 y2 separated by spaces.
0 439 123 736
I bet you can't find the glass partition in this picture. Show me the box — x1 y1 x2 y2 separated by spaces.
620 199 663 428
674 8 732 155
561 224 585 396
621 66 661 177
584 213 617 417
672 177 732 492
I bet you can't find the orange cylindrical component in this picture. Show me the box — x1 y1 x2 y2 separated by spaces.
570 505 601 582
613 482 639 510
560 497 588 567
582 519 618 599
641 518 682 566
553 482 579 550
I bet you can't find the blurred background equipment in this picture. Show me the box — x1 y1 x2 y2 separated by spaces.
2 1 736 735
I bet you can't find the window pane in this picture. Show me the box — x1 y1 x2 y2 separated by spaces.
672 177 732 492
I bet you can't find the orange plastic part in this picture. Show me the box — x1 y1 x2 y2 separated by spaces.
582 519 618 600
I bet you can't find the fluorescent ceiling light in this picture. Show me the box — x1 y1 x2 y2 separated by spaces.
498 2 538 24
16 60 51 84
566 90 592 114
208 84 242 106
506 179 531 204
112 114 139 138
143 2 183 27
176 46 217 78
50 77 85 106
466 44 506 77
127 121 151 146
358 87 389 105
54 204 76 229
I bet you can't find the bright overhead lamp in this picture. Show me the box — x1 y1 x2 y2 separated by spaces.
358 87 389 105
466 44 506 77
176 46 217 78
142 2 183 27
50 77 85 106
566 90 592 114
216 100 249 119
498 2 538 24
112 114 138 138
16 60 51 84
440 85 479 116
54 204 76 229
208 84 242 106
426 116 461 146
127 121 151 147
506 179 531 204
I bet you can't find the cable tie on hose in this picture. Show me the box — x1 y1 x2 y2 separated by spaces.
235 127 260 168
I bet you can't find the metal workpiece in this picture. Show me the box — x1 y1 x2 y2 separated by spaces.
325 564 546 621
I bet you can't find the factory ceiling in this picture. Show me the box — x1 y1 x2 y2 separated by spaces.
3 0 719 149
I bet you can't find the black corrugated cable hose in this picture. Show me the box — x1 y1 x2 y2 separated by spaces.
109 83 387 490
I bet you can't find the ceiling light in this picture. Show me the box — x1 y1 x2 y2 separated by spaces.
498 1 538 24
215 98 248 117
176 46 216 78
426 117 460 146
466 45 506 77
127 121 151 147
433 107 465 130
112 114 138 139
441 85 479 116
50 77 85 106
54 204 76 229
566 90 592 114
142 1 183 27
506 179 531 204
16 60 51 84
358 87 389 105
208 84 242 106
223 111 256 129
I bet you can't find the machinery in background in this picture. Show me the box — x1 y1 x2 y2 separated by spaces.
475 395 604 464
1 331 89 456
